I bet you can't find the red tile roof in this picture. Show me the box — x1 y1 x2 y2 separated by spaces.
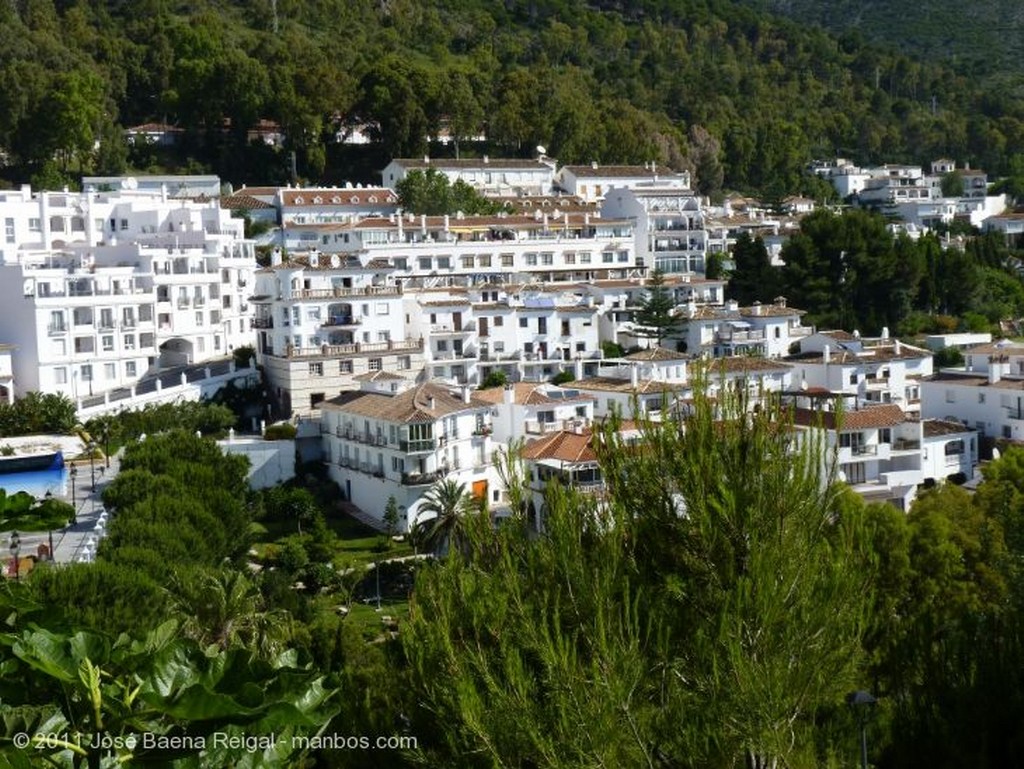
791 404 907 431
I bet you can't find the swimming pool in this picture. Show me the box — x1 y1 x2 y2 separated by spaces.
0 468 68 498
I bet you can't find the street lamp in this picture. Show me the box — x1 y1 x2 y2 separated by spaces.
846 690 877 769
88 442 97 492
8 531 20 581
69 466 78 523
44 491 55 561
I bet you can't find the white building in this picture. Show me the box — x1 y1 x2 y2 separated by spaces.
0 185 256 398
381 157 557 197
601 185 709 274
680 298 812 358
921 357 1024 442
791 402 924 509
81 175 222 198
277 186 399 227
320 381 499 531
786 331 933 417
557 163 690 203
475 382 596 445
251 251 424 416
921 418 978 484
0 344 14 403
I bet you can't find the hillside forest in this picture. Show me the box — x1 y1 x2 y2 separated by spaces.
1 0 1023 199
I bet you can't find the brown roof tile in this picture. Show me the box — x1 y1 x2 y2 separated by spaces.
792 404 907 431
625 346 689 362
923 419 973 438
322 381 487 423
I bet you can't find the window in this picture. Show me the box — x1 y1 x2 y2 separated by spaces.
541 252 553 266
461 257 474 269
54 367 67 385
339 360 353 374
29 218 40 232
565 252 576 264
494 316 503 327
437 340 448 351
4 218 13 243
120 219 128 230
525 253 538 266
309 362 323 376
310 393 325 409
519 317 528 328
579 252 591 264
617 251 629 263
478 255 491 268
368 358 382 371
418 257 432 270
80 364 93 381
375 302 389 315
398 356 411 370
196 311 204 326
104 363 116 380
101 335 114 352
437 257 450 269
849 373 857 385
126 361 136 378
602 252 614 263
978 392 986 404
501 254 514 267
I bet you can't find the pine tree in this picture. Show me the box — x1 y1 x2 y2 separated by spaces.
633 269 683 345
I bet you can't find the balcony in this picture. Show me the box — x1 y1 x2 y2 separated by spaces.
472 425 493 437
865 377 890 391
401 470 444 486
177 298 190 309
121 318 137 329
252 317 274 329
322 316 361 327
282 338 423 358
714 329 766 343
294 285 402 300
399 438 437 453
47 324 67 336
892 439 920 452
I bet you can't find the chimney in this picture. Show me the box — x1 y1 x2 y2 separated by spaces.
443 214 450 232
462 386 471 404
428 396 436 410
503 383 515 405
894 339 902 355
989 355 1005 384
823 344 831 364
574 357 584 380
591 160 598 169
726 299 739 312
271 247 283 267
420 214 427 235
483 155 489 164
630 364 639 388
751 301 762 316
881 326 890 340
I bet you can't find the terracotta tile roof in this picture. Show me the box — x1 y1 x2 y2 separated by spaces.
787 343 931 365
574 377 686 394
392 157 552 171
923 418 973 438
625 346 689 362
562 164 682 179
352 370 407 382
322 381 488 423
738 304 806 318
522 430 597 463
927 371 1024 390
792 404 907 431
347 213 631 230
709 357 791 374
279 188 398 207
475 383 596 406
419 298 472 307
963 339 1024 355
221 193 274 210
126 122 182 133
819 330 857 341
235 186 282 197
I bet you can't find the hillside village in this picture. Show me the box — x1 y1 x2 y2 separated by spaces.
0 154 1021 530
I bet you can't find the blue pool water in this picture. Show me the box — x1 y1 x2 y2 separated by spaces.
0 468 68 498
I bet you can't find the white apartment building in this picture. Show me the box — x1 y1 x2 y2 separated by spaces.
309 211 640 288
475 382 596 445
921 358 1024 442
680 298 812 358
251 251 424 416
277 186 399 227
601 185 709 274
786 331 933 417
921 419 978 483
791 401 924 510
381 157 557 197
320 381 499 531
556 163 691 203
0 185 255 398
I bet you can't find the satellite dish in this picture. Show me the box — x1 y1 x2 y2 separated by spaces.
121 176 138 190
536 145 547 155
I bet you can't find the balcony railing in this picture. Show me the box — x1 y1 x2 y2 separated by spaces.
252 317 274 329
282 338 422 358
322 316 361 327
851 445 878 456
47 324 67 336
715 330 766 343
293 285 402 300
892 439 920 451
401 470 444 486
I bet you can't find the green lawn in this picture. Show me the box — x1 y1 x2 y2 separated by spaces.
248 512 414 568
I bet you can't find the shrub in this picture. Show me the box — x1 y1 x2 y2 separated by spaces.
264 422 297 440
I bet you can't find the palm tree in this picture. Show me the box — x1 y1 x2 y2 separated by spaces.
166 570 291 658
415 478 473 556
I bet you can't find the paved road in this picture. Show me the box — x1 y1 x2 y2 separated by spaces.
47 452 121 564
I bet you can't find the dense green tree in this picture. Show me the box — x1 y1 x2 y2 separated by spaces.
414 478 474 556
633 268 683 344
395 168 500 216
727 232 780 305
